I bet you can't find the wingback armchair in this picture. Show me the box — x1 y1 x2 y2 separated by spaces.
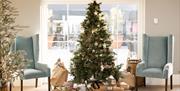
14 34 50 91
136 34 174 91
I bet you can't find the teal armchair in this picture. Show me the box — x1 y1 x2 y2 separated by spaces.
14 34 50 91
136 34 174 91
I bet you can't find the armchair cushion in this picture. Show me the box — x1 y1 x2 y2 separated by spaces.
36 63 51 77
142 68 163 78
137 62 164 78
22 69 48 79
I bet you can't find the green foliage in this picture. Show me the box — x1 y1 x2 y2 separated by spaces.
70 0 117 84
0 0 26 85
112 64 123 81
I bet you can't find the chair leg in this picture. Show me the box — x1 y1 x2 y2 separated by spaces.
165 78 168 91
144 77 146 87
48 77 50 91
170 75 173 89
9 82 12 91
135 76 138 91
35 78 38 88
21 80 23 91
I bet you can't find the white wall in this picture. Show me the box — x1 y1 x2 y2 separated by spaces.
145 0 180 85
12 0 40 37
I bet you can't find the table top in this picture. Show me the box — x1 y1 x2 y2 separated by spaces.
128 59 141 64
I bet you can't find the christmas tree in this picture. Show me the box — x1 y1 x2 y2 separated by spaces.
70 0 116 84
0 0 26 87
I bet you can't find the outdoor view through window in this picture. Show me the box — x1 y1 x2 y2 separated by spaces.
47 4 137 70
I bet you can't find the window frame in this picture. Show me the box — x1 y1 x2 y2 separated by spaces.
40 0 145 64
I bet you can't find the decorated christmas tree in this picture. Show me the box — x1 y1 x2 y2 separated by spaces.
70 0 117 84
0 0 26 89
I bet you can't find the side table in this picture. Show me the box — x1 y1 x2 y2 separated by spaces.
128 59 145 87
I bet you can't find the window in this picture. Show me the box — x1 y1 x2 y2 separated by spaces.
48 4 86 51
44 3 138 69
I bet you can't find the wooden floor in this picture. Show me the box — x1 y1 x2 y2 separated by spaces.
138 85 180 91
11 85 180 91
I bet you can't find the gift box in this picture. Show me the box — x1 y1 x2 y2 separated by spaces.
51 59 68 87
92 83 125 91
120 82 129 90
93 84 106 91
120 71 135 87
112 86 124 91
53 87 77 91
52 81 77 91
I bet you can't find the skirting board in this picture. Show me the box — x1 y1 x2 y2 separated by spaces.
146 74 180 85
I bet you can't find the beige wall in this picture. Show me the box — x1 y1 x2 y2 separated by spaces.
145 0 180 85
145 0 180 74
12 0 40 37
12 0 41 86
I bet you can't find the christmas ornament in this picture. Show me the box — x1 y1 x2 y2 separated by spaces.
95 42 98 46
92 29 97 33
94 11 98 15
103 44 106 48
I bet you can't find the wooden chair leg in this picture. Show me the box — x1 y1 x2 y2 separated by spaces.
170 75 173 89
35 78 38 88
135 76 138 91
48 77 50 91
144 77 146 87
9 82 12 91
21 80 23 91
165 78 168 91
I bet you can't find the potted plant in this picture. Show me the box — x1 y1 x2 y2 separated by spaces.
0 0 26 90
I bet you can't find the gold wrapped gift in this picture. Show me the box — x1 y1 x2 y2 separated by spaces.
120 82 130 90
51 59 68 87
93 84 106 91
93 84 125 91
112 86 124 91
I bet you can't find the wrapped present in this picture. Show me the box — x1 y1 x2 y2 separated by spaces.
63 81 74 88
120 71 135 87
51 58 68 87
53 86 77 91
52 81 78 91
93 84 106 91
120 82 129 90
75 84 86 91
112 86 124 91
93 85 125 91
